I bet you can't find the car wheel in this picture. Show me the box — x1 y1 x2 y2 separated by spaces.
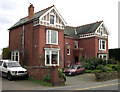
73 72 76 76
7 73 13 81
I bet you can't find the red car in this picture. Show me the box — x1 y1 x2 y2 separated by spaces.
63 65 85 76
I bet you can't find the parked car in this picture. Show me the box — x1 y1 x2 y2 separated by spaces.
63 65 85 76
0 60 28 80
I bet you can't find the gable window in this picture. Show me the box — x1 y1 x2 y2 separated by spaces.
45 50 59 66
46 29 58 45
50 15 54 24
100 26 103 35
11 51 19 62
75 41 78 49
99 39 106 51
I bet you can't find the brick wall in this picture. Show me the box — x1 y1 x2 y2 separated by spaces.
64 37 79 67
26 66 59 86
9 24 64 68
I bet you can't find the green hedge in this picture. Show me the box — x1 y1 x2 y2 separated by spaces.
81 57 119 73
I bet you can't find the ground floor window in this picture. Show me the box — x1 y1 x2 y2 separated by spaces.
11 51 20 62
98 54 107 60
67 61 70 67
45 50 59 66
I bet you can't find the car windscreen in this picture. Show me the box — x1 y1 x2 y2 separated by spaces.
7 62 21 67
70 65 77 69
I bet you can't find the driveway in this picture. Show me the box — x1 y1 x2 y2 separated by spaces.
1 73 97 90
65 73 97 86
1 77 50 90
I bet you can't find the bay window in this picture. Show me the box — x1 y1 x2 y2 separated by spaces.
98 54 107 60
45 50 59 66
46 29 58 45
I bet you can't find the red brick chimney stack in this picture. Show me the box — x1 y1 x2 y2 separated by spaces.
28 4 34 20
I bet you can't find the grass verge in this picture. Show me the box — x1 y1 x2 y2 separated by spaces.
28 78 53 87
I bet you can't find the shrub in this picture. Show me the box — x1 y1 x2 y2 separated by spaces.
43 75 51 83
107 59 117 64
85 70 92 73
93 70 101 73
58 69 66 82
104 66 113 72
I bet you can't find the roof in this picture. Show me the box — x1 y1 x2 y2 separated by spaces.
76 21 103 34
64 26 79 39
9 5 54 30
64 21 103 38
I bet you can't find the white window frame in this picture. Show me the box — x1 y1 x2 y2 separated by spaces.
11 51 20 63
98 54 107 60
74 41 78 49
99 39 106 51
50 15 55 24
67 61 71 67
46 29 58 45
49 13 56 25
67 48 70 55
100 26 104 36
45 50 59 66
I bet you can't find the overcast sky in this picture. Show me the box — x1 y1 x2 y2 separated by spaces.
0 0 119 55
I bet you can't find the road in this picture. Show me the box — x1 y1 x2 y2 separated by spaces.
0 76 119 91
41 79 119 91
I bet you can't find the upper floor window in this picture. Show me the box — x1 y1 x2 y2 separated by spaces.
99 39 106 50
50 15 54 24
67 48 70 55
46 29 58 45
75 41 78 49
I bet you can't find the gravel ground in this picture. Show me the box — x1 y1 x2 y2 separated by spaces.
65 73 97 86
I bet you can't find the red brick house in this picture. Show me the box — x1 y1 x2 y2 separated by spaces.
9 4 109 68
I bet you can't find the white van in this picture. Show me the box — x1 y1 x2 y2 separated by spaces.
0 60 28 80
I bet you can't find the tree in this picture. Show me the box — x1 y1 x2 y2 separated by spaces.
2 47 11 59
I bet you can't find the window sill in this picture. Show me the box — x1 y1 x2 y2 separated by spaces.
67 54 70 56
45 64 59 66
46 43 58 45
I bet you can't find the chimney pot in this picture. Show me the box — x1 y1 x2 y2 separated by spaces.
28 4 34 20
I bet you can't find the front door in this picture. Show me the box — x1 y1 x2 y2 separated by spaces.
75 56 79 63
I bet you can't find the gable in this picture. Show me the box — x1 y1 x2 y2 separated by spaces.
39 6 67 29
95 22 110 36
9 5 66 30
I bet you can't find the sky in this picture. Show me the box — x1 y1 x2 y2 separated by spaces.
0 0 119 55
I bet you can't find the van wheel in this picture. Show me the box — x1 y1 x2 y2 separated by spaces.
7 73 13 81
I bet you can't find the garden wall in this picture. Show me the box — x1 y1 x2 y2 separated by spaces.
25 66 59 86
95 71 119 81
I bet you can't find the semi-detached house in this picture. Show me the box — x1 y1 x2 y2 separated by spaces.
9 4 109 68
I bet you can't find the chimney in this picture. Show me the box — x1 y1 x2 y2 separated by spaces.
28 4 34 20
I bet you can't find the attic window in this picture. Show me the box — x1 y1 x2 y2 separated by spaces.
100 26 103 35
50 15 54 24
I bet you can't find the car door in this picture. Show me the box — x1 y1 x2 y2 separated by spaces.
2 62 8 77
0 61 3 76
77 66 81 74
79 66 84 73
